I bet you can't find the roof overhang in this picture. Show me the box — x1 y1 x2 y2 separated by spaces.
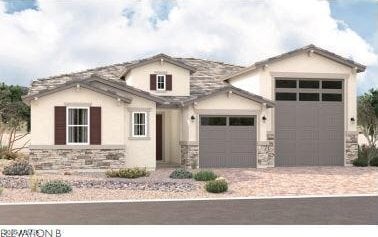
23 75 168 105
180 86 275 108
120 53 197 78
222 44 367 81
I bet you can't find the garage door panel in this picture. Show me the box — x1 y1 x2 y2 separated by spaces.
199 116 256 168
275 78 344 167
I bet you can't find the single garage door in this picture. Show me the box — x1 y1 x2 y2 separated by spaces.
199 116 257 168
275 78 344 166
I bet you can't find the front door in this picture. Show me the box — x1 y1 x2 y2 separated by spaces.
156 114 163 161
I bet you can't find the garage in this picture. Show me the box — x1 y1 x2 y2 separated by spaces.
275 78 344 166
199 116 257 168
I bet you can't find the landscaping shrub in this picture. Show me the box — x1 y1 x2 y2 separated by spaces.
40 180 72 194
1 151 18 160
169 168 193 179
105 168 148 178
205 179 228 193
194 170 217 181
29 175 40 192
369 156 378 167
0 187 3 195
2 161 34 175
353 158 369 167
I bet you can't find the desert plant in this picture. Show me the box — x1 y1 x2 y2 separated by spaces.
29 175 40 192
194 170 217 181
369 156 378 166
1 151 18 160
2 160 34 175
169 168 193 179
205 179 228 193
40 180 72 194
0 186 3 195
105 168 148 178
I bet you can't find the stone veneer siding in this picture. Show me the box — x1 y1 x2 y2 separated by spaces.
257 132 275 168
180 144 199 169
345 131 358 166
29 148 126 170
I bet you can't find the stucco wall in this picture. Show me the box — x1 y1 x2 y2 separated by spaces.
30 87 125 145
125 61 191 96
30 87 157 169
228 52 358 133
180 92 266 143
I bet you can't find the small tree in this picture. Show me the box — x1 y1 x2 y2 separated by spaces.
357 89 378 160
0 83 30 153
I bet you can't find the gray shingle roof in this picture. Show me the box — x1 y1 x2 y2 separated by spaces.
28 56 245 102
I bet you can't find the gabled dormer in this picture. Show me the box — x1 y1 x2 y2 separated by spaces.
120 54 196 96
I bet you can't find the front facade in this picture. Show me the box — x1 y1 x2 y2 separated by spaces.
23 45 365 170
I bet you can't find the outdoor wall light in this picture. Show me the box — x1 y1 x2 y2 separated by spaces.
350 117 355 122
191 115 196 121
262 116 267 121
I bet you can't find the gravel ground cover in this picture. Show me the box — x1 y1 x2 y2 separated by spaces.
0 167 377 203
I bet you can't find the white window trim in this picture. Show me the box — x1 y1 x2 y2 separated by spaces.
156 74 166 91
66 106 90 145
132 112 148 138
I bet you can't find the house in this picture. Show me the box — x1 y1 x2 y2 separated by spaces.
22 45 365 170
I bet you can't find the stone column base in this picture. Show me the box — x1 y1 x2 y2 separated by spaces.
180 144 199 169
257 141 275 168
345 131 358 166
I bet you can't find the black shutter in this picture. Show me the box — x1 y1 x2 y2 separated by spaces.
150 74 156 90
166 74 172 91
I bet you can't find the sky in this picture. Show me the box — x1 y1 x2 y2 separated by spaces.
0 0 377 94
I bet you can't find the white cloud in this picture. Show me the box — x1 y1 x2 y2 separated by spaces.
0 0 377 93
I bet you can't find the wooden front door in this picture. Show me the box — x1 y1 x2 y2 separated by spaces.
156 114 163 161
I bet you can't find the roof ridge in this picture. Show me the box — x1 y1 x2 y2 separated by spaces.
175 57 245 68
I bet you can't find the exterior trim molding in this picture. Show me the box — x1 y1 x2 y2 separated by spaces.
195 109 260 115
29 145 125 150
179 141 199 146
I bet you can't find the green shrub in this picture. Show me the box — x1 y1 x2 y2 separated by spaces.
353 158 369 167
194 170 217 181
369 156 378 166
169 168 193 179
2 161 34 175
40 180 72 194
205 179 228 193
106 168 148 178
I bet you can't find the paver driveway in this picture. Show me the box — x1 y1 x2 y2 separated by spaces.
213 167 378 196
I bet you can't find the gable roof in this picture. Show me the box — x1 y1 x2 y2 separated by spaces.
120 53 197 78
180 85 274 108
23 75 168 105
222 44 367 81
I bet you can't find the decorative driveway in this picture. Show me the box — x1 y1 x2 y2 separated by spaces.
214 167 378 196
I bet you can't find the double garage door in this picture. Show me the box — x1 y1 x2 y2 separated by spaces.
275 78 344 166
199 116 257 168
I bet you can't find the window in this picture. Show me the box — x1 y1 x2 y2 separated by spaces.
229 117 254 126
201 117 227 126
67 108 89 144
156 75 166 91
322 80 342 89
299 93 319 101
276 92 297 101
132 112 147 137
299 80 319 89
275 80 297 88
322 93 342 101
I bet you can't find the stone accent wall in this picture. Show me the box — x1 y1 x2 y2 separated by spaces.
29 148 126 170
257 141 275 168
181 144 199 169
345 131 358 166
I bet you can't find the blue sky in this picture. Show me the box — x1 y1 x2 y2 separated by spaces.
0 0 377 94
